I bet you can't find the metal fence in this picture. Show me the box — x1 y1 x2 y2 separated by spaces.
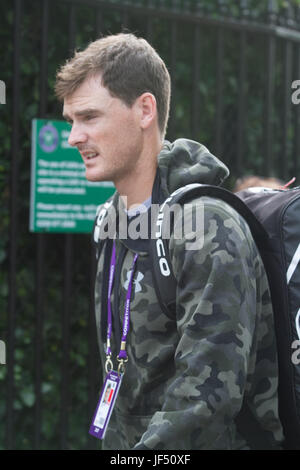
3 0 300 449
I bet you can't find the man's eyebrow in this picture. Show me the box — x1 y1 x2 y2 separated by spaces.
63 108 101 121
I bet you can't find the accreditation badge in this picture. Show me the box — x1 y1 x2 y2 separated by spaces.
89 370 123 440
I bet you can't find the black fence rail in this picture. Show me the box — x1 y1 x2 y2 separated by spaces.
2 0 300 450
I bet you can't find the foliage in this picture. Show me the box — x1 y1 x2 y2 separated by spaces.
0 0 299 450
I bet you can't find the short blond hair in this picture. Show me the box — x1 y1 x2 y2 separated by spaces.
55 33 171 138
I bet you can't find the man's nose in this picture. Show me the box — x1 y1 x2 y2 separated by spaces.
68 123 87 147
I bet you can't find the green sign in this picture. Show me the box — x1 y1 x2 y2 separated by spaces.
30 119 115 233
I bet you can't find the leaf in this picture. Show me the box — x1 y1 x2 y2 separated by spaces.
20 389 35 408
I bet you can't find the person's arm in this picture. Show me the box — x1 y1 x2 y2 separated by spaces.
133 197 264 450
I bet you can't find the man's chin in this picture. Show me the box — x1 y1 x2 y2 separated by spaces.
85 171 108 183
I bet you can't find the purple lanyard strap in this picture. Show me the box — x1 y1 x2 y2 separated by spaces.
106 240 138 374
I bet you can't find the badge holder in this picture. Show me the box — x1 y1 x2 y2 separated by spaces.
89 367 123 440
89 243 138 441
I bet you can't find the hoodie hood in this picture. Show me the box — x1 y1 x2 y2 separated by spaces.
157 138 229 196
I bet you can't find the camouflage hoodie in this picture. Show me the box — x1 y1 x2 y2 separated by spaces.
94 139 284 450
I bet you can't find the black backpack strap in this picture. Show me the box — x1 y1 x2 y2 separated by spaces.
149 183 269 318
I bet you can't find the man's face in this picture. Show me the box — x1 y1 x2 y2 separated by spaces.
63 75 143 183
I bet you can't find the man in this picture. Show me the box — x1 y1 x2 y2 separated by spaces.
55 33 284 450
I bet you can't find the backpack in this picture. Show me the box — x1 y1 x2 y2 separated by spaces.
149 183 300 450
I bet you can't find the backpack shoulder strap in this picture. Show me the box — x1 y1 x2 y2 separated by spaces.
149 183 268 318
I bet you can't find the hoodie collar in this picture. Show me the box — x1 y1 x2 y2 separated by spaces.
157 138 229 197
108 137 229 230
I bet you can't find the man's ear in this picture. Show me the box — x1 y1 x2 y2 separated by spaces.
137 92 157 131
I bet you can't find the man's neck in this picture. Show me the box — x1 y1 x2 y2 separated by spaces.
116 140 161 209
118 165 157 209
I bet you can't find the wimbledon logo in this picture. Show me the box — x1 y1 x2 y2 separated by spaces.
39 123 59 153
